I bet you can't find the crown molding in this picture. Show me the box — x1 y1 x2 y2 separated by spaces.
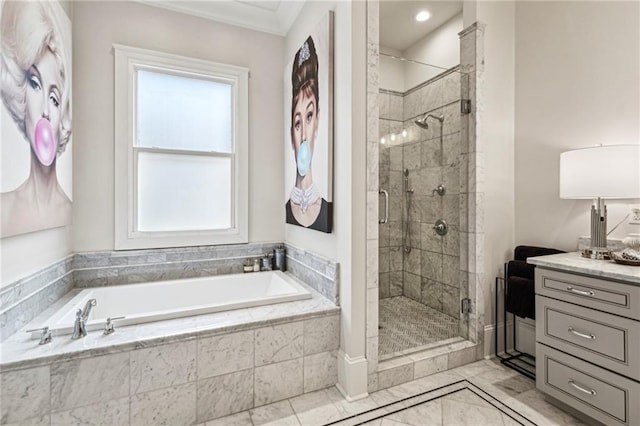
134 0 305 36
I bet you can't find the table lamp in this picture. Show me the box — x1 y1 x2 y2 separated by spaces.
560 144 640 259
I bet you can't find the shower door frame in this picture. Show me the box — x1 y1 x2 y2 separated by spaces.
365 0 485 392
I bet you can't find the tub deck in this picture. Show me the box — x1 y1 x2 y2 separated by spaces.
0 273 338 372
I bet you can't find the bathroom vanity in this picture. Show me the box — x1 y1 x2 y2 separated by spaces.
529 252 640 426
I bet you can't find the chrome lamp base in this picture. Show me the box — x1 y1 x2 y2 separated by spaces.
581 247 611 260
583 198 610 260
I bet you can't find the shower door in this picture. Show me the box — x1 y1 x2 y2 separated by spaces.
377 56 470 358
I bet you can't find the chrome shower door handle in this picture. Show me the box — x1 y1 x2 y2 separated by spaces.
379 189 389 224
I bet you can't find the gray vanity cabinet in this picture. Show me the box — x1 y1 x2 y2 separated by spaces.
534 266 640 426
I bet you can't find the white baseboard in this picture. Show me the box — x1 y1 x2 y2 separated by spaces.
336 350 368 401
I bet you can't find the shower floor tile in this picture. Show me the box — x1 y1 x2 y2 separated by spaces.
379 296 459 357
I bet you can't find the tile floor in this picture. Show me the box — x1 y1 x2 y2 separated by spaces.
202 359 588 425
379 297 459 356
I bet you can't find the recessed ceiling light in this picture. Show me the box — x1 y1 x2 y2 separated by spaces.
415 10 431 22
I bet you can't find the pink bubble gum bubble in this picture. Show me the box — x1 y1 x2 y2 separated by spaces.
34 117 56 166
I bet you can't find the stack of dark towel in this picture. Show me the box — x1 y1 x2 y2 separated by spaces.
505 245 565 320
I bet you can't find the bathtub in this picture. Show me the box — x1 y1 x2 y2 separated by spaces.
33 270 311 338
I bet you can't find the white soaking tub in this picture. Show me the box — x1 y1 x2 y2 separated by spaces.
33 271 311 338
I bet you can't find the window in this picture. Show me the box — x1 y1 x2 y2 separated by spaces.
114 45 248 249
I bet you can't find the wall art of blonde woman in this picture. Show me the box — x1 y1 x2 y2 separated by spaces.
1 0 73 238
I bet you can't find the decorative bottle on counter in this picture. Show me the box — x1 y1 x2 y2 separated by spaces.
274 247 286 271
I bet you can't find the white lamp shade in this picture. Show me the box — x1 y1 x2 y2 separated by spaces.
560 144 640 199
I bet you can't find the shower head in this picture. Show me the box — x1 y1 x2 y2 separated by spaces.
403 168 410 177
414 113 444 129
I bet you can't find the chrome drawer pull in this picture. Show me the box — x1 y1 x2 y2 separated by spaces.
566 286 595 297
568 327 596 340
568 380 597 396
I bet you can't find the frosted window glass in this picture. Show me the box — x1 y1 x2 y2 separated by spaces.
137 70 232 153
137 152 231 232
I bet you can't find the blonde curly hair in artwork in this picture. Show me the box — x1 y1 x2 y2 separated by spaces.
1 0 71 154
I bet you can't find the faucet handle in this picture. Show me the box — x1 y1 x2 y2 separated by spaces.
26 326 52 345
103 316 125 335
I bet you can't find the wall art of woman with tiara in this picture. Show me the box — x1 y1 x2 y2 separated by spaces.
285 36 332 233
1 1 72 238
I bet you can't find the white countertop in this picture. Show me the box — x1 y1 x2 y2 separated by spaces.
527 252 640 285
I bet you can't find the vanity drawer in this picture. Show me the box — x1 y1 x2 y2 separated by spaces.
537 344 640 426
536 295 640 381
535 268 640 320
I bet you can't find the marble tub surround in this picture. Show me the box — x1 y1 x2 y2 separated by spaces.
0 286 340 424
0 256 74 342
1 242 336 342
72 242 284 288
0 275 338 371
284 243 340 305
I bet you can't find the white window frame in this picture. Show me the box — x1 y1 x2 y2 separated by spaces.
114 44 248 250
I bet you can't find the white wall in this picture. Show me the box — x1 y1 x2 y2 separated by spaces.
379 46 404 93
403 13 463 90
379 14 462 94
0 1 74 286
72 1 285 252
463 1 516 341
515 1 640 252
285 0 368 398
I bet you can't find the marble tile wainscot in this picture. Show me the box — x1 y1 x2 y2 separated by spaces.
0 288 340 425
285 243 339 305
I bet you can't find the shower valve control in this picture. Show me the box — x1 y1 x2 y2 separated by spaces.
433 219 448 236
103 316 125 335
26 326 52 345
432 185 446 196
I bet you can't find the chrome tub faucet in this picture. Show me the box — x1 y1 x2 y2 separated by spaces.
71 298 97 339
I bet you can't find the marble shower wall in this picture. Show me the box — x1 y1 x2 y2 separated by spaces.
378 68 462 320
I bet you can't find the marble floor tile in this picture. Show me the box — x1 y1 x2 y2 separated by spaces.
250 400 300 426
441 395 506 426
192 360 587 426
386 399 443 426
507 389 588 426
289 388 343 426
203 411 252 426
467 366 535 401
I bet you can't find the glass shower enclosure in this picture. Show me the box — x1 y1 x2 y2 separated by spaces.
377 54 470 359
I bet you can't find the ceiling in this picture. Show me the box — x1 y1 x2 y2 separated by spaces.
136 0 462 47
380 1 463 51
135 0 304 36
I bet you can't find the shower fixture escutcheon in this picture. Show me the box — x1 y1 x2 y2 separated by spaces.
433 219 448 236
432 184 446 196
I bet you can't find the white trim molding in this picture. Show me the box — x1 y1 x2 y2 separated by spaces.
133 0 305 36
336 350 369 401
